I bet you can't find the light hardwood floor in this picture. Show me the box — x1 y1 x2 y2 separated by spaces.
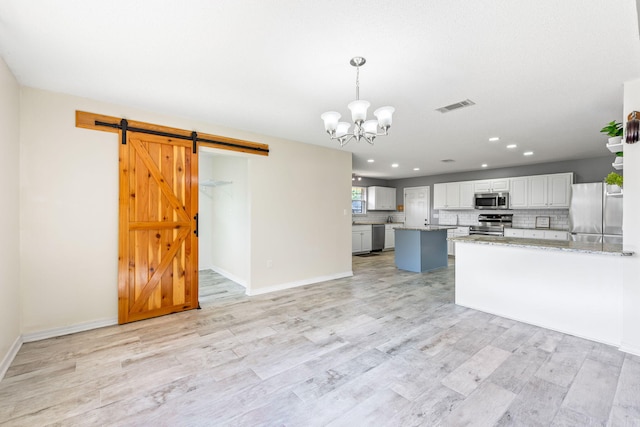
1 252 639 426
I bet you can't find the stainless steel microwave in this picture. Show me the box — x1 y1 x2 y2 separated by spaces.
474 192 509 210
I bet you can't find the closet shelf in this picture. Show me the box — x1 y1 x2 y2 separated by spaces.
200 179 232 187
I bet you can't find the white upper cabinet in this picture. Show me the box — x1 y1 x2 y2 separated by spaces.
527 173 573 208
435 173 573 210
434 182 474 210
508 177 528 209
445 183 461 208
433 183 447 210
473 179 510 193
459 182 475 209
367 186 397 210
528 175 548 208
547 173 572 207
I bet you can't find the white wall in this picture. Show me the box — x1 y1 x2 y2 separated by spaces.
622 78 640 355
0 57 22 377
18 86 352 333
249 140 353 294
20 89 119 334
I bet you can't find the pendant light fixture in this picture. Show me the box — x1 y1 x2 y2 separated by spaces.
321 57 395 147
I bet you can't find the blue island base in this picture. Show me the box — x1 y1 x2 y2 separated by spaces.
394 229 449 273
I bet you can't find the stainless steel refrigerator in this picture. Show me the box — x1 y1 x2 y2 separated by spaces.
569 182 623 244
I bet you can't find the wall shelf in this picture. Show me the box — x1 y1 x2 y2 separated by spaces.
606 141 624 153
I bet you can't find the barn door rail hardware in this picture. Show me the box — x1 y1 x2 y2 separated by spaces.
93 120 269 155
76 111 269 156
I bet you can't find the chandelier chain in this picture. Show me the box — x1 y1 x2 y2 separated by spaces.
355 66 360 101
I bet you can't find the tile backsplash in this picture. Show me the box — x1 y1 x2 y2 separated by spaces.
437 209 570 230
353 211 405 223
354 209 570 230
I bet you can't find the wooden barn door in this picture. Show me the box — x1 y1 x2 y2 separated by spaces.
118 131 199 324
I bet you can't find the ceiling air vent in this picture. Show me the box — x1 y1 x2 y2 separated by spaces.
436 99 476 113
441 159 455 163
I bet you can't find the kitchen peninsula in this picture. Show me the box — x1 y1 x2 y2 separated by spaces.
394 226 457 272
450 235 633 347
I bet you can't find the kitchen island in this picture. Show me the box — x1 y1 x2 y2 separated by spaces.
450 235 633 347
394 226 456 272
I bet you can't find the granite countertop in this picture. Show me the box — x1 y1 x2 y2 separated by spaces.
395 226 458 232
449 235 633 256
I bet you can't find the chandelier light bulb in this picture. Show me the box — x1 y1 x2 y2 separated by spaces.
320 57 394 147
348 100 370 124
336 122 351 138
320 111 341 134
363 120 378 135
374 106 395 130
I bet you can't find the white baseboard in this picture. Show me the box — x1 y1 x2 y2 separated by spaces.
0 335 23 381
619 342 640 357
22 317 118 343
247 271 353 296
208 266 248 289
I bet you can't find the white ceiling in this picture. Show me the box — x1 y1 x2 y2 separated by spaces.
2 0 640 179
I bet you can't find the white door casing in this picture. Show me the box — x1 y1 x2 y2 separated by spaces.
404 186 430 227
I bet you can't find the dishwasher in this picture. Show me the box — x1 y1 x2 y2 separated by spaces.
371 224 385 251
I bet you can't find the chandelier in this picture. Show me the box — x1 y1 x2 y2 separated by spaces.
321 57 395 147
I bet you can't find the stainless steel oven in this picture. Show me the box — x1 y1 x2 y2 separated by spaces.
474 192 509 210
470 214 513 236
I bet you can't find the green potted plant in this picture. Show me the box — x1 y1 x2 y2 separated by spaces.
604 171 623 193
600 120 623 145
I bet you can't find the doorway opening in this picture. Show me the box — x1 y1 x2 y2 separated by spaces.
198 148 250 300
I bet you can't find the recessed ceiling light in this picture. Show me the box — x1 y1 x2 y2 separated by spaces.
523 151 534 156
391 163 399 168
481 164 488 168
413 167 420 171
367 159 375 163
489 137 500 142
506 144 517 149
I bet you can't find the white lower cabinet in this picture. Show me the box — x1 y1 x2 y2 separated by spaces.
352 225 372 253
447 226 470 256
522 229 546 239
543 230 569 241
504 228 524 238
505 228 568 241
384 224 401 249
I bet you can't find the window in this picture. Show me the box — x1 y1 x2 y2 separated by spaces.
352 186 366 214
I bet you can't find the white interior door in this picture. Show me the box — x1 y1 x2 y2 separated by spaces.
404 186 430 227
